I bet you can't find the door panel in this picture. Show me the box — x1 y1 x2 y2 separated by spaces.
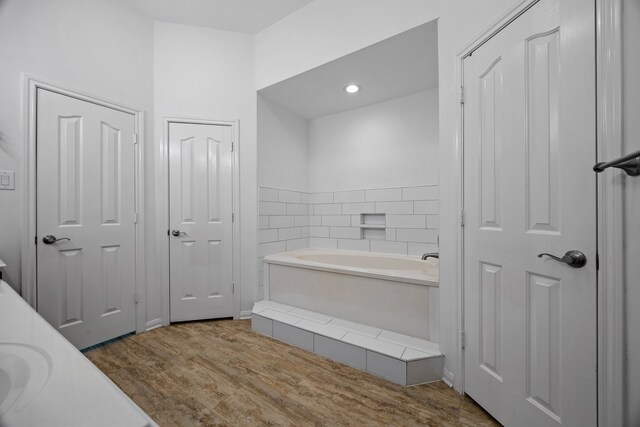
37 89 136 350
463 0 597 425
169 123 234 322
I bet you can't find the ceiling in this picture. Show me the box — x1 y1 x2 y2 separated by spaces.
123 0 315 34
258 21 439 120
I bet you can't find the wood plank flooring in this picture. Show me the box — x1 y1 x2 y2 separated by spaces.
85 320 499 427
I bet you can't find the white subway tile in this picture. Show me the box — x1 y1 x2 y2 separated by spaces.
338 239 370 251
259 216 269 230
314 203 342 215
309 215 322 226
294 215 310 227
300 227 310 237
270 216 294 228
321 215 351 226
309 237 338 249
309 192 333 204
329 227 361 239
370 240 408 255
334 190 365 203
351 215 361 226
385 228 397 241
299 192 310 204
259 187 278 202
396 228 438 243
259 241 286 257
260 201 286 215
375 201 413 214
310 226 330 237
259 229 278 243
278 227 302 240
402 186 439 201
279 189 301 203
342 202 375 215
286 203 308 215
286 238 308 251
365 188 402 202
408 243 439 257
414 200 439 214
426 214 439 229
386 215 427 229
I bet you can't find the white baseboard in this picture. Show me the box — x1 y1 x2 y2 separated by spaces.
239 310 252 320
145 318 163 331
442 367 455 389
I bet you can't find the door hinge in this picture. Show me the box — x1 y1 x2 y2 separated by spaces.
460 86 465 104
460 210 465 227
461 331 466 349
134 292 139 304
167 229 170 236
134 212 139 224
232 212 235 223
596 252 600 271
232 283 235 294
35 236 37 245
133 133 139 145
231 142 234 152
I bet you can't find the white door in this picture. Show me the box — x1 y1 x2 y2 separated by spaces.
463 0 597 425
169 122 234 322
37 89 137 350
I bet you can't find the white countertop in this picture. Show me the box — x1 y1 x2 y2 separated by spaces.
0 281 157 427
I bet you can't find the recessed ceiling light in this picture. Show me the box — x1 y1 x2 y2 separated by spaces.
344 84 360 94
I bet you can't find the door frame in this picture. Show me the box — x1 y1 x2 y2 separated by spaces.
160 117 241 325
451 0 624 424
21 75 147 334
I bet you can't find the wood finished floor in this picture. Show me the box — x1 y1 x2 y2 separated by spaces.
86 320 499 427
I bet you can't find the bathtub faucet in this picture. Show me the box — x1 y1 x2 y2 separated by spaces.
421 253 439 260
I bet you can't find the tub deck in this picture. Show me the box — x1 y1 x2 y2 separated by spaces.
263 248 439 341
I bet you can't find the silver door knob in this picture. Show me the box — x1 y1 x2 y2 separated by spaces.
42 235 70 245
537 250 587 268
171 230 187 237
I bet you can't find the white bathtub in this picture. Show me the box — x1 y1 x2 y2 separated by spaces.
263 248 439 340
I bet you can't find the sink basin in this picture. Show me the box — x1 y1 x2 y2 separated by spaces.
0 343 53 417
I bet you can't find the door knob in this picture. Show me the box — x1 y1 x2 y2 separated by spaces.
171 230 187 237
537 250 587 268
42 235 70 245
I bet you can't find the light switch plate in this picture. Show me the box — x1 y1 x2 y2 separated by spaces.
0 171 15 190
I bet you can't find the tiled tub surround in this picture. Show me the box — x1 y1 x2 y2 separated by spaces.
263 248 439 341
251 300 444 387
258 185 439 298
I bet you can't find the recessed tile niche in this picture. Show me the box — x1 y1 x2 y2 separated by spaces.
360 213 386 240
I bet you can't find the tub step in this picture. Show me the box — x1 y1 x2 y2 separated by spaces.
251 300 444 387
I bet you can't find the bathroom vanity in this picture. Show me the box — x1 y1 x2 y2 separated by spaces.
0 280 156 427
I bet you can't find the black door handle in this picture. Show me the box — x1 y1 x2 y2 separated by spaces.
538 250 587 268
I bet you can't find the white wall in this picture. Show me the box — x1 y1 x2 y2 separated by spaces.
153 22 258 322
623 0 640 424
254 0 441 90
308 90 438 192
257 95 309 192
0 0 154 292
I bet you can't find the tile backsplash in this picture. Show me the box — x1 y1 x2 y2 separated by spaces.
258 185 439 298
